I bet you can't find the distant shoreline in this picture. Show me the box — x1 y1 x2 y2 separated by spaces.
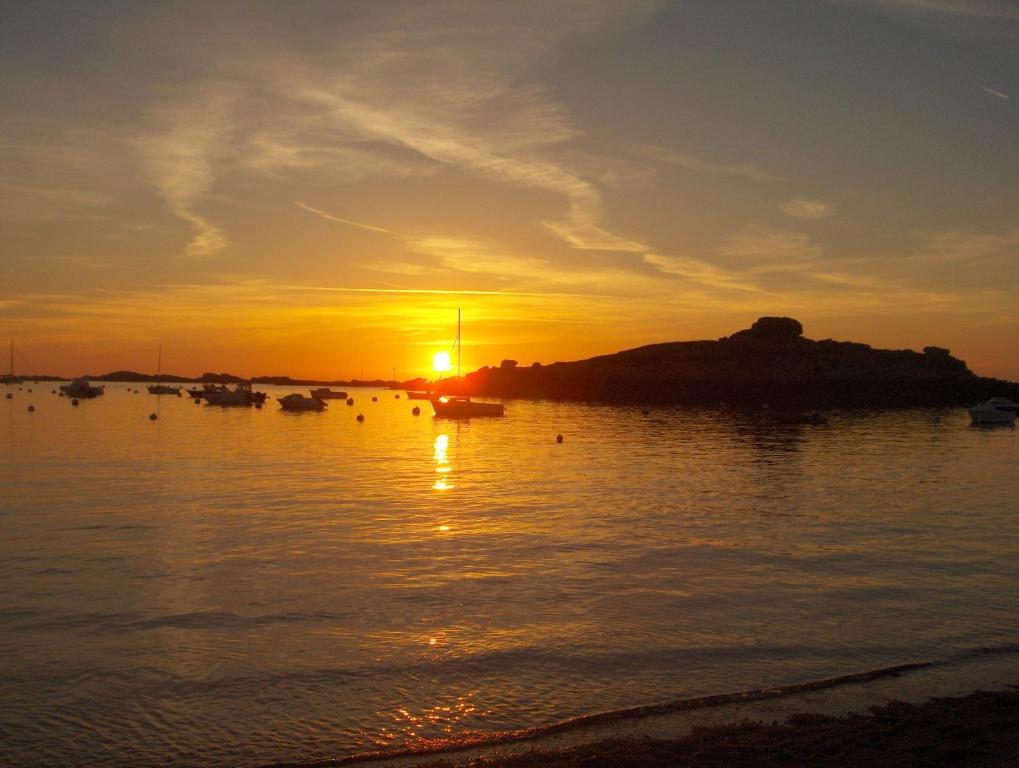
10 317 1019 409
2 373 425 390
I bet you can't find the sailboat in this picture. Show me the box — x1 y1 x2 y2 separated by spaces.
1 339 23 385
430 309 505 418
147 345 182 395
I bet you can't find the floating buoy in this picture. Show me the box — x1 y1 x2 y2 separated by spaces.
371 396 378 402
149 412 157 421
4 393 10 399
51 389 56 394
556 433 563 443
395 394 400 399
71 398 79 406
27 388 32 393
356 413 364 422
346 398 354 406
28 405 35 412
412 406 420 416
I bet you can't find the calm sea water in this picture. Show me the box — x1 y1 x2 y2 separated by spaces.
1 384 1018 766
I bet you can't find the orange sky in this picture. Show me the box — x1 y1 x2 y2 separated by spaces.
2 1 1017 380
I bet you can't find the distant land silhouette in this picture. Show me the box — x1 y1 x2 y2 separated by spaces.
71 370 430 389
20 317 1016 408
434 317 1018 408
28 371 431 391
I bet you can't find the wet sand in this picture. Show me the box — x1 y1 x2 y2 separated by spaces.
412 687 1019 767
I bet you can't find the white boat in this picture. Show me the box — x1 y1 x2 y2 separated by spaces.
280 393 327 411
203 382 267 406
985 397 1019 414
969 401 1016 426
309 388 347 399
431 395 504 418
406 391 432 400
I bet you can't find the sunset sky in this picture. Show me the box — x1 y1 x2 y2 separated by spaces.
2 0 1017 380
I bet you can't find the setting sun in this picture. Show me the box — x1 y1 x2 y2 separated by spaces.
433 351 452 373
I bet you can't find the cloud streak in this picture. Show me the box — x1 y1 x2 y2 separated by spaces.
630 143 783 183
134 86 237 258
833 0 1019 20
977 84 1009 100
294 201 396 234
782 198 835 219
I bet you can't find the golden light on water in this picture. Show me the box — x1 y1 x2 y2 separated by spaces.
433 434 453 491
433 351 452 373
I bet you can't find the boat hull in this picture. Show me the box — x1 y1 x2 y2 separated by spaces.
203 387 267 406
59 380 105 398
969 405 1016 426
147 385 181 395
280 395 326 411
309 389 348 399
431 397 505 418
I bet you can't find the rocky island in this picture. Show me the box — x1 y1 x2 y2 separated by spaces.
435 317 1018 409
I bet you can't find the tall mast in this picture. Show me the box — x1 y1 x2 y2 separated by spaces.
457 308 461 377
157 344 162 377
9 339 12 378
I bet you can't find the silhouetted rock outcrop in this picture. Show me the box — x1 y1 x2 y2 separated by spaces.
435 318 1017 408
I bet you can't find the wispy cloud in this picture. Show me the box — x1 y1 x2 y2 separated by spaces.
247 4 660 255
977 84 1009 100
781 198 835 220
294 201 395 234
643 253 761 292
0 129 118 221
910 228 1019 263
832 0 1019 20
720 228 822 264
134 86 237 258
630 143 783 183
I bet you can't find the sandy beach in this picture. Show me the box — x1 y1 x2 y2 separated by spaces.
412 687 1019 768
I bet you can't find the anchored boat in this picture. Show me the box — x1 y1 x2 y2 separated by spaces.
147 345 182 395
969 400 1017 426
431 395 504 418
279 393 327 411
203 382 267 406
429 309 506 419
309 388 348 400
59 379 105 398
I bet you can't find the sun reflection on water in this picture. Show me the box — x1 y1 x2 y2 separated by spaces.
432 433 453 490
368 692 487 751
